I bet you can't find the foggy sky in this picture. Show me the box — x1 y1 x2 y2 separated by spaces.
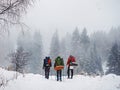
23 0 120 35
22 0 120 54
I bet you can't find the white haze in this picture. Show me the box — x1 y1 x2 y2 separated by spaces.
21 0 120 54
23 0 120 35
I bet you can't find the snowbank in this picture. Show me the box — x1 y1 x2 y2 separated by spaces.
0 68 120 90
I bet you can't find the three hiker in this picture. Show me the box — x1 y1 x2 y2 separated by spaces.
54 56 64 81
43 55 77 81
43 57 52 79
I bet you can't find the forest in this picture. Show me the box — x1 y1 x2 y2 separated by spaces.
0 27 120 76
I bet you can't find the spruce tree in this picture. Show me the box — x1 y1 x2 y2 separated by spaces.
79 28 90 74
32 31 43 74
107 43 120 75
50 30 60 60
71 27 80 56
88 43 103 75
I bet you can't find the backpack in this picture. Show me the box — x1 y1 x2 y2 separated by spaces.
70 56 75 62
44 57 51 67
55 57 64 66
70 56 78 66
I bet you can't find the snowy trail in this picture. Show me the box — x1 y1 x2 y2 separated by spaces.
0 68 120 90
1 74 120 90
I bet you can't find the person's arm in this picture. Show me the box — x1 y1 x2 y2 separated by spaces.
67 58 70 65
50 59 52 67
67 58 70 67
54 60 56 68
61 58 64 66
43 59 45 69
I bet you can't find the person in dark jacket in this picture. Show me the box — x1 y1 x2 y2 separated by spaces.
43 57 52 79
54 56 64 81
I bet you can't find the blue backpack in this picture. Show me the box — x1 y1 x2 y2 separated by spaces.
44 57 51 67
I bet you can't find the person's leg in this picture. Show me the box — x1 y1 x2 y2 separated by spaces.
71 69 73 79
45 67 48 79
47 67 50 79
45 67 47 78
67 67 70 78
60 70 62 81
57 70 59 81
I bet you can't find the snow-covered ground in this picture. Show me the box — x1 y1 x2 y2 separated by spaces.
0 68 120 90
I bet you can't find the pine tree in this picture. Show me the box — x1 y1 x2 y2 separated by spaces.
60 38 66 59
106 43 120 75
71 27 80 56
80 28 90 51
32 31 43 74
79 28 90 74
60 33 72 60
91 31 109 63
65 33 72 59
50 30 60 60
87 43 103 75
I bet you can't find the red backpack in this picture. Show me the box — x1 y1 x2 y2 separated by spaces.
67 56 75 65
48 59 51 65
70 56 75 62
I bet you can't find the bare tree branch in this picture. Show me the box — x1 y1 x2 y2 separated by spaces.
0 0 34 32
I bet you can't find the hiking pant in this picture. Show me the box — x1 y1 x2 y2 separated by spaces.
67 67 73 79
45 67 50 79
57 70 62 81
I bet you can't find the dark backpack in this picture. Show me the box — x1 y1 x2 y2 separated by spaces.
44 57 51 67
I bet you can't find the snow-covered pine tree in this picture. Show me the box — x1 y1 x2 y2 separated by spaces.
60 38 66 59
50 30 60 60
90 31 109 63
80 28 90 51
60 33 72 60
71 27 80 56
109 27 120 44
106 43 120 75
65 33 72 59
31 31 43 74
87 43 103 75
79 28 90 74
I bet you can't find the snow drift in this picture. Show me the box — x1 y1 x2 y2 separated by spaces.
0 68 120 90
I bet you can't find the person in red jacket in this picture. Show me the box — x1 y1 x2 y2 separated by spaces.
67 55 76 79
